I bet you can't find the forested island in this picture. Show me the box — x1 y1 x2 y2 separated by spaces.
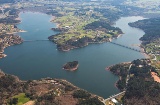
63 61 79 71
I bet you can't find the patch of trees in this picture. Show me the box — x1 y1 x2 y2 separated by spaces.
124 77 160 105
128 18 160 42
123 59 160 105
0 74 22 94
130 59 155 77
8 98 18 105
130 65 151 77
37 92 56 103
0 17 20 24
78 97 104 105
54 37 94 51
84 20 122 34
73 89 91 99
0 73 23 104
36 93 58 105
59 80 76 91
0 74 17 88
73 90 103 105
109 63 129 90
9 9 19 17
94 8 122 22
64 84 75 91
46 10 63 17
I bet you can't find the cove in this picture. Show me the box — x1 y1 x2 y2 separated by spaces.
0 12 145 98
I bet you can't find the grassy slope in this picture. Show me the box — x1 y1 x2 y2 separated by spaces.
13 93 30 105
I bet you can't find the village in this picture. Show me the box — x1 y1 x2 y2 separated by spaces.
0 24 23 59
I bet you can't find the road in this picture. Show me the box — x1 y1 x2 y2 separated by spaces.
102 91 126 104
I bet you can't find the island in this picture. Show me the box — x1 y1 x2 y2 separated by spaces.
63 61 79 71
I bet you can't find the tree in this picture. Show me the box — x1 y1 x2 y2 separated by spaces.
9 98 18 105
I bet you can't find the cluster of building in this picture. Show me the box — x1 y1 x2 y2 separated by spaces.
0 34 23 58
0 24 20 34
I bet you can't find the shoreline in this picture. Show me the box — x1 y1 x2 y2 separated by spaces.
0 9 150 99
140 47 150 59
63 64 79 71
0 12 24 59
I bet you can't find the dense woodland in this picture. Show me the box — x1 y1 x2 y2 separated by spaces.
109 59 160 105
128 18 160 42
84 20 122 34
109 63 130 90
94 8 123 23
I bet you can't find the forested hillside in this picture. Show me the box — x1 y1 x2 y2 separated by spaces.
109 59 160 105
128 18 160 42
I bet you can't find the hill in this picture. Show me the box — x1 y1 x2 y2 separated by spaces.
0 70 103 105
108 59 160 105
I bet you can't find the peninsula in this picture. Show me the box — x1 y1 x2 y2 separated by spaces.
107 59 160 105
49 18 123 51
0 8 23 59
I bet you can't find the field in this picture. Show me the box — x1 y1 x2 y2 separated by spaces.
51 7 120 46
12 93 30 105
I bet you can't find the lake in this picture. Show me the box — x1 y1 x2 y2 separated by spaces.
0 12 145 98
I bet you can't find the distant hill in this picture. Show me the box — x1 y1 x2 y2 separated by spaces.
0 0 15 3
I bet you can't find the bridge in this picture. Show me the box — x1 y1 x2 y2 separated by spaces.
23 40 144 53
102 91 126 104
109 41 144 53
24 39 49 42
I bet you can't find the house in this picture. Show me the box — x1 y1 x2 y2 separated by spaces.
111 98 118 104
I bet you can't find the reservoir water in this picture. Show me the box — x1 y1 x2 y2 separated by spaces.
0 12 145 98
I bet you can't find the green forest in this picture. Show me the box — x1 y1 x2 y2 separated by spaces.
128 18 160 42
109 59 160 105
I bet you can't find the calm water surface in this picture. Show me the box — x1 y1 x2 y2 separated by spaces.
0 12 145 98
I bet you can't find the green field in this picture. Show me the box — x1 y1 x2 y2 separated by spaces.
12 93 30 105
52 12 116 45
